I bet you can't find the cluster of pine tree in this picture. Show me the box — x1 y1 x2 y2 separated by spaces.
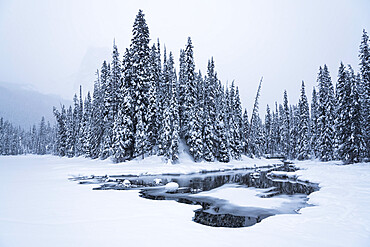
260 30 369 164
53 10 249 164
0 116 55 155
52 11 369 164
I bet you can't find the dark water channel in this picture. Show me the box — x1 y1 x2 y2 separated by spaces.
70 164 319 228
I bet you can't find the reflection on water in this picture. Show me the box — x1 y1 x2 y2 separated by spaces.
70 164 319 228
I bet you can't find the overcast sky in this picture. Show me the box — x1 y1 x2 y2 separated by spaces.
0 0 369 114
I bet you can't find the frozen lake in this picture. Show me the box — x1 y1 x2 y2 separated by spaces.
72 164 318 227
0 155 370 246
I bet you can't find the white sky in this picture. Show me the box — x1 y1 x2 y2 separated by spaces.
0 0 369 114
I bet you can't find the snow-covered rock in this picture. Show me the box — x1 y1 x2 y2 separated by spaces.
251 172 260 178
267 171 297 179
123 179 131 187
153 178 162 185
165 182 179 192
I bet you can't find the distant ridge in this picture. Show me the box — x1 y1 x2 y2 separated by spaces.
0 82 71 129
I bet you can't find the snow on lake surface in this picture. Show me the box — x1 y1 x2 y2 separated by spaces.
190 184 291 209
0 155 370 247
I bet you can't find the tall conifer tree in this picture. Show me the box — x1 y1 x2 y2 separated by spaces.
298 81 310 160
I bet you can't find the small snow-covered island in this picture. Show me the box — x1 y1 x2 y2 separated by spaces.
0 4 370 247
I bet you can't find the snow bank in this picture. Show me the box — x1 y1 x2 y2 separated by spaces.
267 170 297 179
29 153 281 178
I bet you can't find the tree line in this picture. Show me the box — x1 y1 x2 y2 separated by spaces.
2 10 369 164
0 116 55 155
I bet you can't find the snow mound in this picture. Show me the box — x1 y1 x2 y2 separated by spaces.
267 171 297 179
165 182 179 192
153 178 162 185
123 179 131 187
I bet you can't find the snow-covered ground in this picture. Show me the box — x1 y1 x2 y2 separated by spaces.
0 155 369 247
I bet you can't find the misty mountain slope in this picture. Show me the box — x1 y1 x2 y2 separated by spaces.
0 82 70 128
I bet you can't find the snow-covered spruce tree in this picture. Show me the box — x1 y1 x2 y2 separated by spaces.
334 62 351 161
228 82 236 122
134 113 146 159
53 105 67 157
234 87 244 158
297 81 310 160
249 78 262 157
158 50 179 162
71 94 79 156
100 42 122 158
178 49 186 136
168 52 180 163
11 123 23 154
203 110 215 161
282 90 291 159
29 124 37 154
0 118 3 154
182 37 197 143
37 116 47 155
100 61 113 159
1 120 10 155
7 125 20 155
112 109 126 163
278 104 285 155
1 119 8 155
290 105 300 159
215 84 230 162
255 114 265 157
6 124 13 154
143 42 160 155
145 65 158 155
227 81 242 160
112 103 134 163
65 106 75 157
157 48 170 156
75 86 84 156
359 29 370 159
226 82 235 155
347 68 365 163
110 40 121 116
121 48 135 158
149 42 161 152
45 120 54 154
0 119 24 155
271 103 281 156
81 92 93 157
112 66 134 163
187 72 204 162
217 127 230 162
130 10 152 159
90 70 104 158
12 127 21 155
160 105 171 159
310 87 319 158
317 65 335 161
205 58 218 123
202 58 218 161
264 105 272 156
242 108 250 156
224 87 231 131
